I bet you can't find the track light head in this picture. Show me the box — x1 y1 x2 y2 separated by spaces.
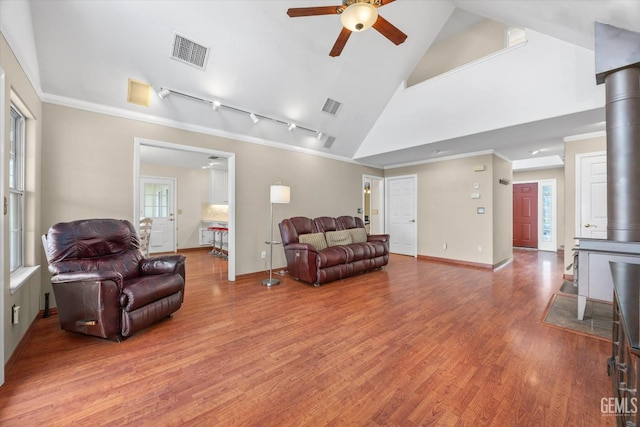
212 100 221 111
157 88 171 99
288 123 296 132
250 113 259 124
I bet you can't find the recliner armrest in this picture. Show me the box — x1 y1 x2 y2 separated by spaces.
367 234 390 243
140 255 186 275
284 243 319 253
51 270 123 284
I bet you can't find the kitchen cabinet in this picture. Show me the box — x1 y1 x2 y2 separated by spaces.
209 169 228 204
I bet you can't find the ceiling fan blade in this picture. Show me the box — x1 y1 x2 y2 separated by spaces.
372 15 407 45
287 6 341 17
330 27 352 57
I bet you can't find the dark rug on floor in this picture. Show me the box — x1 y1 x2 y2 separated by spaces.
559 280 578 295
542 294 612 340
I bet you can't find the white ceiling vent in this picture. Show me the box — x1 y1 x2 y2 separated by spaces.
321 98 342 116
323 136 336 149
171 33 210 70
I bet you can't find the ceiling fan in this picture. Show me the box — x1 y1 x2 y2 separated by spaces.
287 0 408 57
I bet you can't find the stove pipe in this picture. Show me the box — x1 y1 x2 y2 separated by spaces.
595 22 640 242
605 68 640 242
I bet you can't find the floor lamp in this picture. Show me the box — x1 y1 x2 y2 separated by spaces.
263 183 290 286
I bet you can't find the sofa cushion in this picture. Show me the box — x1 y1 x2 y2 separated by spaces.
326 230 352 247
348 228 368 243
298 232 328 251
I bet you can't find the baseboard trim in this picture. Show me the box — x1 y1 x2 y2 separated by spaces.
417 255 492 270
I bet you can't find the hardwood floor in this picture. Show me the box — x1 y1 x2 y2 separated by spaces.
0 249 614 426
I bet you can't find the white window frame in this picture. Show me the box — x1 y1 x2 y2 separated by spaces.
9 104 25 273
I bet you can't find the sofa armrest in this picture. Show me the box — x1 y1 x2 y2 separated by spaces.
140 255 186 275
367 234 390 243
284 243 319 253
51 270 123 285
283 243 320 284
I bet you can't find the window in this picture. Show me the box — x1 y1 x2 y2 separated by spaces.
9 105 25 272
143 182 169 218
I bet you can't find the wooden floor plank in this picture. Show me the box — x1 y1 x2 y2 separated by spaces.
0 249 616 426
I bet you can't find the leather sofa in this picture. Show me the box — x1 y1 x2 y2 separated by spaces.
42 218 186 341
279 216 389 286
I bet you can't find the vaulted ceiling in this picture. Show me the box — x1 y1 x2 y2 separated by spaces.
2 0 639 169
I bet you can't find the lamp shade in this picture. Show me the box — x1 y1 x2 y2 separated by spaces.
340 2 378 32
270 184 290 204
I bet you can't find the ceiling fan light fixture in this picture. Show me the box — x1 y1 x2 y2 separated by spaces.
340 2 378 32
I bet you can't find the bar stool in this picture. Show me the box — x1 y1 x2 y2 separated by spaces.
207 226 228 260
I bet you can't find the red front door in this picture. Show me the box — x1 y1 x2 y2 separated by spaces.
513 183 538 248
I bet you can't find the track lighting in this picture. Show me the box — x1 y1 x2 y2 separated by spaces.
157 86 327 138
157 88 171 99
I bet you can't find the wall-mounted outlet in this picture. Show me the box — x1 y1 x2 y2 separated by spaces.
261 251 267 259
443 243 447 250
477 245 483 252
12 305 20 325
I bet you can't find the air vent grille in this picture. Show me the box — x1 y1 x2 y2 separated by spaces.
323 136 336 149
171 33 210 70
321 98 342 116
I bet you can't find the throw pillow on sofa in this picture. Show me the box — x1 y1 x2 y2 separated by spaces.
348 228 368 243
326 230 353 247
299 232 328 250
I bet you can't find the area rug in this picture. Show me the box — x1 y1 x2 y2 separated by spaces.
542 294 612 340
559 280 578 295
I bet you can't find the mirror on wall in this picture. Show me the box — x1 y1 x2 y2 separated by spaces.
363 175 384 234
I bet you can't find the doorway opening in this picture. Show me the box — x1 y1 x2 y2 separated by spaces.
133 137 236 281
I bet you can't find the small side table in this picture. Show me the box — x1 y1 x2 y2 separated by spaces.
262 240 282 286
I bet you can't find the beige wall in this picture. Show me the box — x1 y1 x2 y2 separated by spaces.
563 135 607 271
1 34 43 363
139 163 210 249
386 153 511 266
513 167 565 252
40 103 383 285
492 156 513 265
408 19 506 86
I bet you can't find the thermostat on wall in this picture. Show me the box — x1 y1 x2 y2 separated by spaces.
477 207 485 214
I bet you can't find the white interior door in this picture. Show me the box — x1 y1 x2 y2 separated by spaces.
577 153 607 239
140 176 176 253
386 175 417 256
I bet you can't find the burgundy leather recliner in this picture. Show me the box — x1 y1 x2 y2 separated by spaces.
42 218 186 341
